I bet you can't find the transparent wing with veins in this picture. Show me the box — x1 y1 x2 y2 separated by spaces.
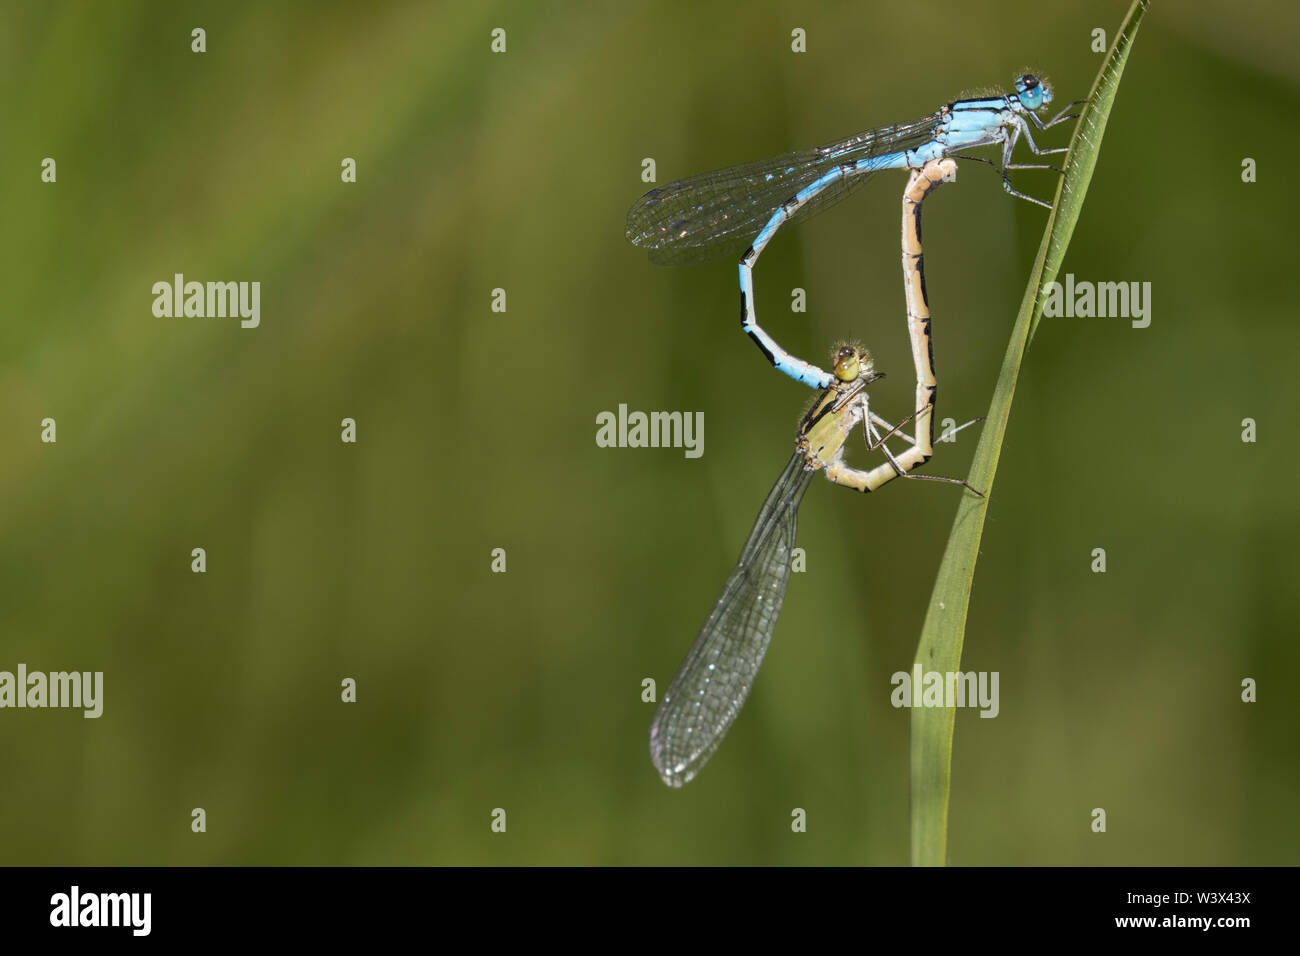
626 115 943 266
649 452 815 787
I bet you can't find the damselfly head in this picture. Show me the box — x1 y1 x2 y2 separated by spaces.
832 344 878 384
1015 73 1052 110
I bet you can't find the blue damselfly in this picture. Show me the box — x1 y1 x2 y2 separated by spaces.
627 74 1079 389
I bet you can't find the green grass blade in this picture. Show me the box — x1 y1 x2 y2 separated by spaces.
908 0 1152 866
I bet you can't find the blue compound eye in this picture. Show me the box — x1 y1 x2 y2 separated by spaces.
1016 73 1045 110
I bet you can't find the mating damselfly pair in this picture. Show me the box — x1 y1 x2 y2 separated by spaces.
628 75 1081 787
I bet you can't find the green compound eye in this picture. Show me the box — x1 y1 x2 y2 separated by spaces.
833 346 861 382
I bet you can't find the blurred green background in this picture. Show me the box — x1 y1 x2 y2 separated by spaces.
1 0 1296 865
